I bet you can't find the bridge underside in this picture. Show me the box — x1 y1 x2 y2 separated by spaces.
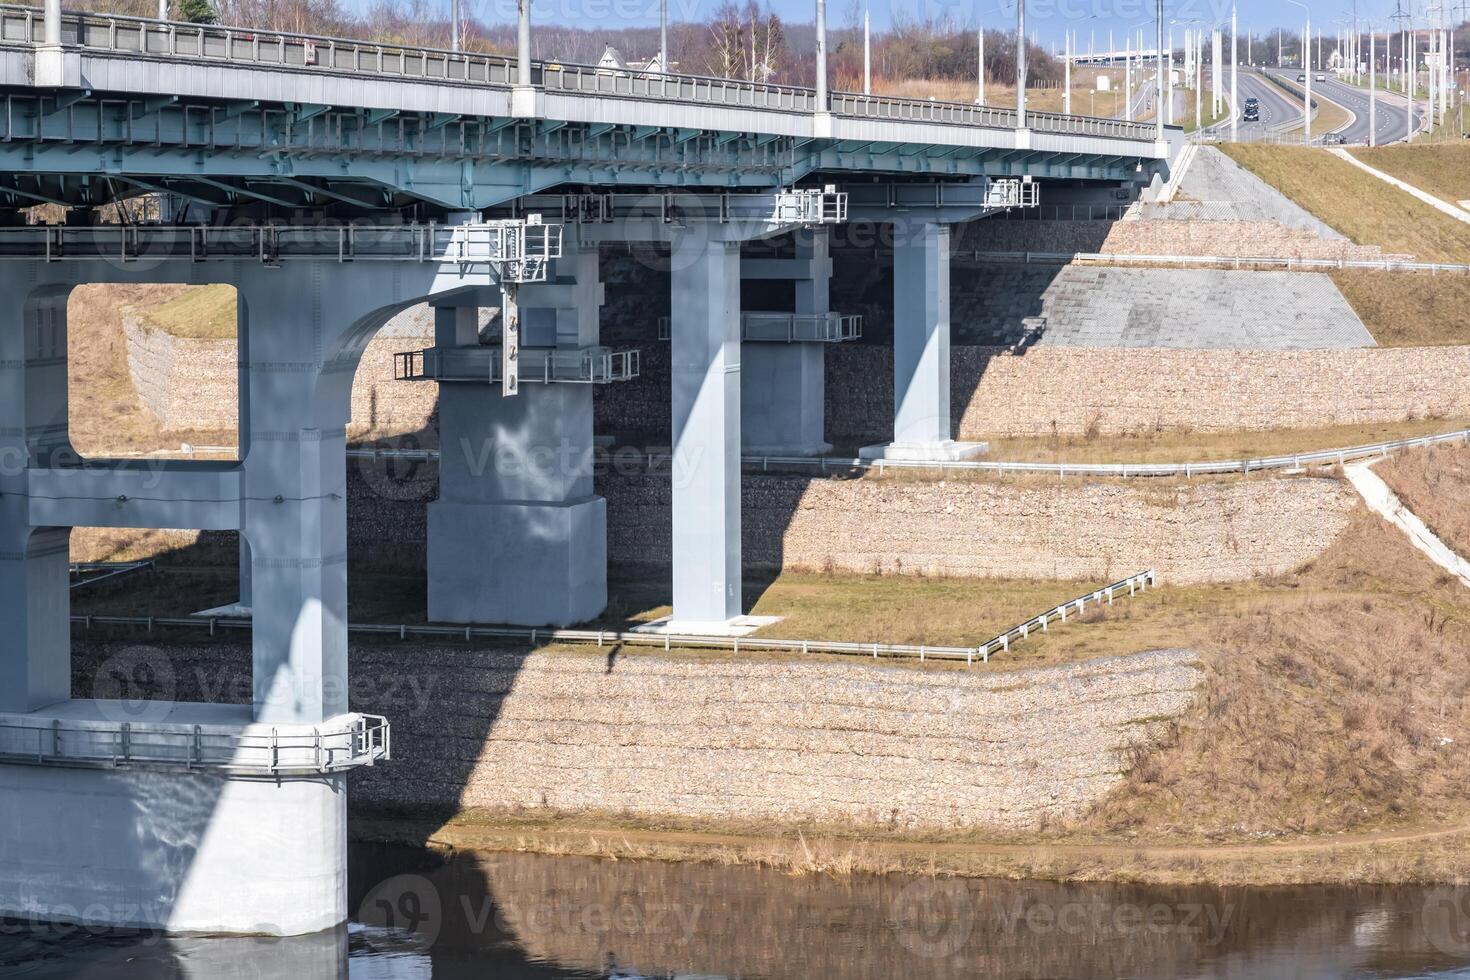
0 89 1151 215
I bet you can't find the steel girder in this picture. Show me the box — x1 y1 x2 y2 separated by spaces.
0 88 1145 212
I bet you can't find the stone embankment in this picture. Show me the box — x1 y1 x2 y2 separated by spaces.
69 640 1201 829
345 462 1358 586
346 646 1205 830
123 315 237 432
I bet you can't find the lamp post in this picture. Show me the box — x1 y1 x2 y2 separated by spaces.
1017 0 1028 128
1287 0 1312 142
659 0 668 72
1155 0 1165 141
1229 3 1238 142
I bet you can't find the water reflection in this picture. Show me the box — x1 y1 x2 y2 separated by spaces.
4 842 1470 978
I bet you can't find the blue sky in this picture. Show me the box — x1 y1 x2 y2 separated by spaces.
435 0 1418 47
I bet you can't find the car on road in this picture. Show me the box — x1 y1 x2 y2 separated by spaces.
1315 73 1327 82
1320 132 1346 145
1297 73 1307 82
1243 97 1260 121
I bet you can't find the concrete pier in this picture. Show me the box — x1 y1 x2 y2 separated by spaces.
862 219 985 462
427 244 609 627
669 238 744 626
0 252 484 935
741 230 834 456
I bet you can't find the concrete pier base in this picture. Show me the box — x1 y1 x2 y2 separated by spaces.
858 440 989 462
742 343 830 456
0 764 346 936
428 496 607 626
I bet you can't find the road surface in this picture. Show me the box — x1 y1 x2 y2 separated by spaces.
1206 69 1303 139
1263 68 1423 144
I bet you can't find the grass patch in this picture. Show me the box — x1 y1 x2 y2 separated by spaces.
132 283 238 340
1349 142 1470 209
983 419 1469 465
1377 441 1470 560
1220 143 1470 262
1331 269 1470 346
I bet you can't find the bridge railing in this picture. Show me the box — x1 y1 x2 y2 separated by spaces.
0 4 1162 144
0 712 391 774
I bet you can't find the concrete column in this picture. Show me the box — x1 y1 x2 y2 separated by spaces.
742 229 832 456
670 238 742 625
0 278 72 713
238 273 350 726
894 221 951 446
427 247 607 627
861 220 984 462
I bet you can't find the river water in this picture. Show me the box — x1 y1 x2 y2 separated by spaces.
4 842 1470 978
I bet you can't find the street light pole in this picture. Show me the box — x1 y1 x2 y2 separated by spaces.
1156 0 1165 141
659 0 667 72
1369 29 1377 145
975 22 984 104
1018 0 1028 128
1230 3 1238 142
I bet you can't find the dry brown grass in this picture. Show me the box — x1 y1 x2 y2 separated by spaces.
354 809 1470 887
1331 270 1470 346
983 419 1469 464
67 283 238 458
1220 144 1470 263
879 68 1128 119
1377 442 1470 559
1351 142 1470 207
1082 508 1470 841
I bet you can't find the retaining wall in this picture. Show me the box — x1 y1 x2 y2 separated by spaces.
70 640 1201 830
345 462 1358 585
123 316 237 432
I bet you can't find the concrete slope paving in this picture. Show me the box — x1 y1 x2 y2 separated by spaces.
957 266 1375 349
1167 145 1345 237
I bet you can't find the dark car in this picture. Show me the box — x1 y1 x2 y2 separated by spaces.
1243 97 1260 121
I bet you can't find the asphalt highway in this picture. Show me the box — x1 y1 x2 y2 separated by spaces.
1263 67 1423 144
1206 69 1304 139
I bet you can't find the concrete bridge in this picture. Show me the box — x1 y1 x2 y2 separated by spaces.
0 1 1180 937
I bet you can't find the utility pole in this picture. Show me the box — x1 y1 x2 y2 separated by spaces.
975 22 984 104
1166 26 1174 125
1156 0 1165 141
815 0 828 111
1125 37 1134 121
158 0 166 20
1017 0 1027 129
451 0 460 51
1064 30 1072 114
863 8 873 94
659 0 667 72
1369 29 1378 144
1230 4 1238 142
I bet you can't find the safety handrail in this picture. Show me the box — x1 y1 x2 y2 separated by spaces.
70 573 1156 666
348 427 1470 480
0 712 390 774
0 4 1164 143
970 249 1470 275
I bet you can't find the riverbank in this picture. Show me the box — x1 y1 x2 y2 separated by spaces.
350 806 1470 888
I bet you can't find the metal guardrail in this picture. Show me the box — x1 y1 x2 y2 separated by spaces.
970 250 1470 275
0 712 390 774
70 560 154 590
657 312 863 343
0 5 1162 144
994 204 1133 221
347 426 1470 480
0 221 564 268
69 573 1156 665
396 345 640 385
